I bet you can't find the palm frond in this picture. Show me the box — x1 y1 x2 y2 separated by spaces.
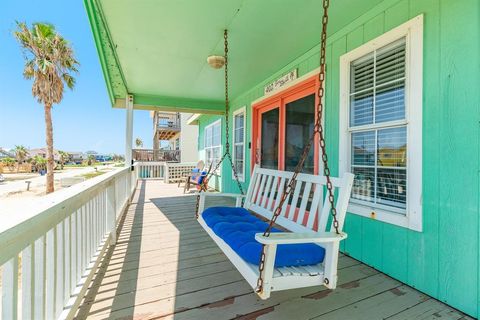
62 73 76 90
23 60 35 79
14 22 79 106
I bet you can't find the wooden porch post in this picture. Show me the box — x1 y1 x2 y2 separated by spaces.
153 111 159 161
125 94 134 197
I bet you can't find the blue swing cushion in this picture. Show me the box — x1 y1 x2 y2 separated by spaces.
202 206 325 267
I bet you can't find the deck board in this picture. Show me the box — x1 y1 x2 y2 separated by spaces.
74 180 469 320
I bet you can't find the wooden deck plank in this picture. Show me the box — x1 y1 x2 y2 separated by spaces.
233 273 400 320
100 254 230 283
386 299 474 320
168 264 378 320
74 180 469 320
310 285 429 320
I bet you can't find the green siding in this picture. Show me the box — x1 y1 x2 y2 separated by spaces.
197 0 480 316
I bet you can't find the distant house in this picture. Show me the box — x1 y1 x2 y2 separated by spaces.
0 148 14 160
85 150 98 156
67 151 85 164
28 148 61 162
95 154 112 162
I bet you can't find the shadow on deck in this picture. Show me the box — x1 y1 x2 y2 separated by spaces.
74 180 470 320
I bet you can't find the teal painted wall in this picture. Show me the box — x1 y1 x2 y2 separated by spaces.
197 0 480 316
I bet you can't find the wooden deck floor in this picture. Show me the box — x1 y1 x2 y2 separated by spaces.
75 180 471 320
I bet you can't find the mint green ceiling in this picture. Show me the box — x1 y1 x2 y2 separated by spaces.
85 0 384 112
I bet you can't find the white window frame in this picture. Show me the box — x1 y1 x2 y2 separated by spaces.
232 107 246 182
339 15 423 231
204 119 222 173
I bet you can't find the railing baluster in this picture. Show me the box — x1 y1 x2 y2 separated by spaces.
85 203 90 271
101 191 104 235
45 228 56 320
88 200 93 263
95 195 99 246
107 182 117 245
97 193 101 242
55 222 64 318
93 196 98 249
93 196 97 249
64 215 71 304
98 194 102 241
71 211 77 296
34 235 46 320
99 192 103 238
103 190 108 236
76 209 82 285
91 200 95 261
81 205 86 274
91 199 96 257
21 244 35 320
2 256 19 320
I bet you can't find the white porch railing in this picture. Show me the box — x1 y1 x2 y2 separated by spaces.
135 161 197 183
0 165 138 320
136 161 166 179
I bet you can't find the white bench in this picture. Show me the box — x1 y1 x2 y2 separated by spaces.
198 165 354 299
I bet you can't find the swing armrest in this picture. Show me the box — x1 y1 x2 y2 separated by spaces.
255 232 347 245
197 193 246 211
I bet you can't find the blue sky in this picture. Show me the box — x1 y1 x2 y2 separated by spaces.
0 0 153 154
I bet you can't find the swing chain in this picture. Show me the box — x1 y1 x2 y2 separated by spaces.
256 0 337 294
195 29 245 219
223 29 245 198
224 30 231 154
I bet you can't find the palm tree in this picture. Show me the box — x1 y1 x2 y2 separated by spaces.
58 150 70 170
32 155 47 173
135 138 143 148
14 22 79 193
87 154 96 166
13 145 28 172
1 158 16 172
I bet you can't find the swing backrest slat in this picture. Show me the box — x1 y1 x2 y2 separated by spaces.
244 165 354 234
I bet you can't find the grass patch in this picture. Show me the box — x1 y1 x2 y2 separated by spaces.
81 171 106 180
64 163 88 168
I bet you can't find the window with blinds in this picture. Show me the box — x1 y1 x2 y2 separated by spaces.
349 38 407 212
233 110 245 181
204 120 221 171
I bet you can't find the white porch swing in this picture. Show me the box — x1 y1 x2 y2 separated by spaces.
195 0 355 300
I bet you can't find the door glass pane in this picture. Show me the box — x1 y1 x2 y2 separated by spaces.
261 108 279 169
285 94 315 173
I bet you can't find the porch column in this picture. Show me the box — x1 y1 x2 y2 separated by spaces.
125 94 134 197
125 94 134 167
152 111 159 161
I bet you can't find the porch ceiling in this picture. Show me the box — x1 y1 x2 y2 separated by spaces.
84 0 384 113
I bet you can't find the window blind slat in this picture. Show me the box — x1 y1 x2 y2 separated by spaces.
376 40 405 86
